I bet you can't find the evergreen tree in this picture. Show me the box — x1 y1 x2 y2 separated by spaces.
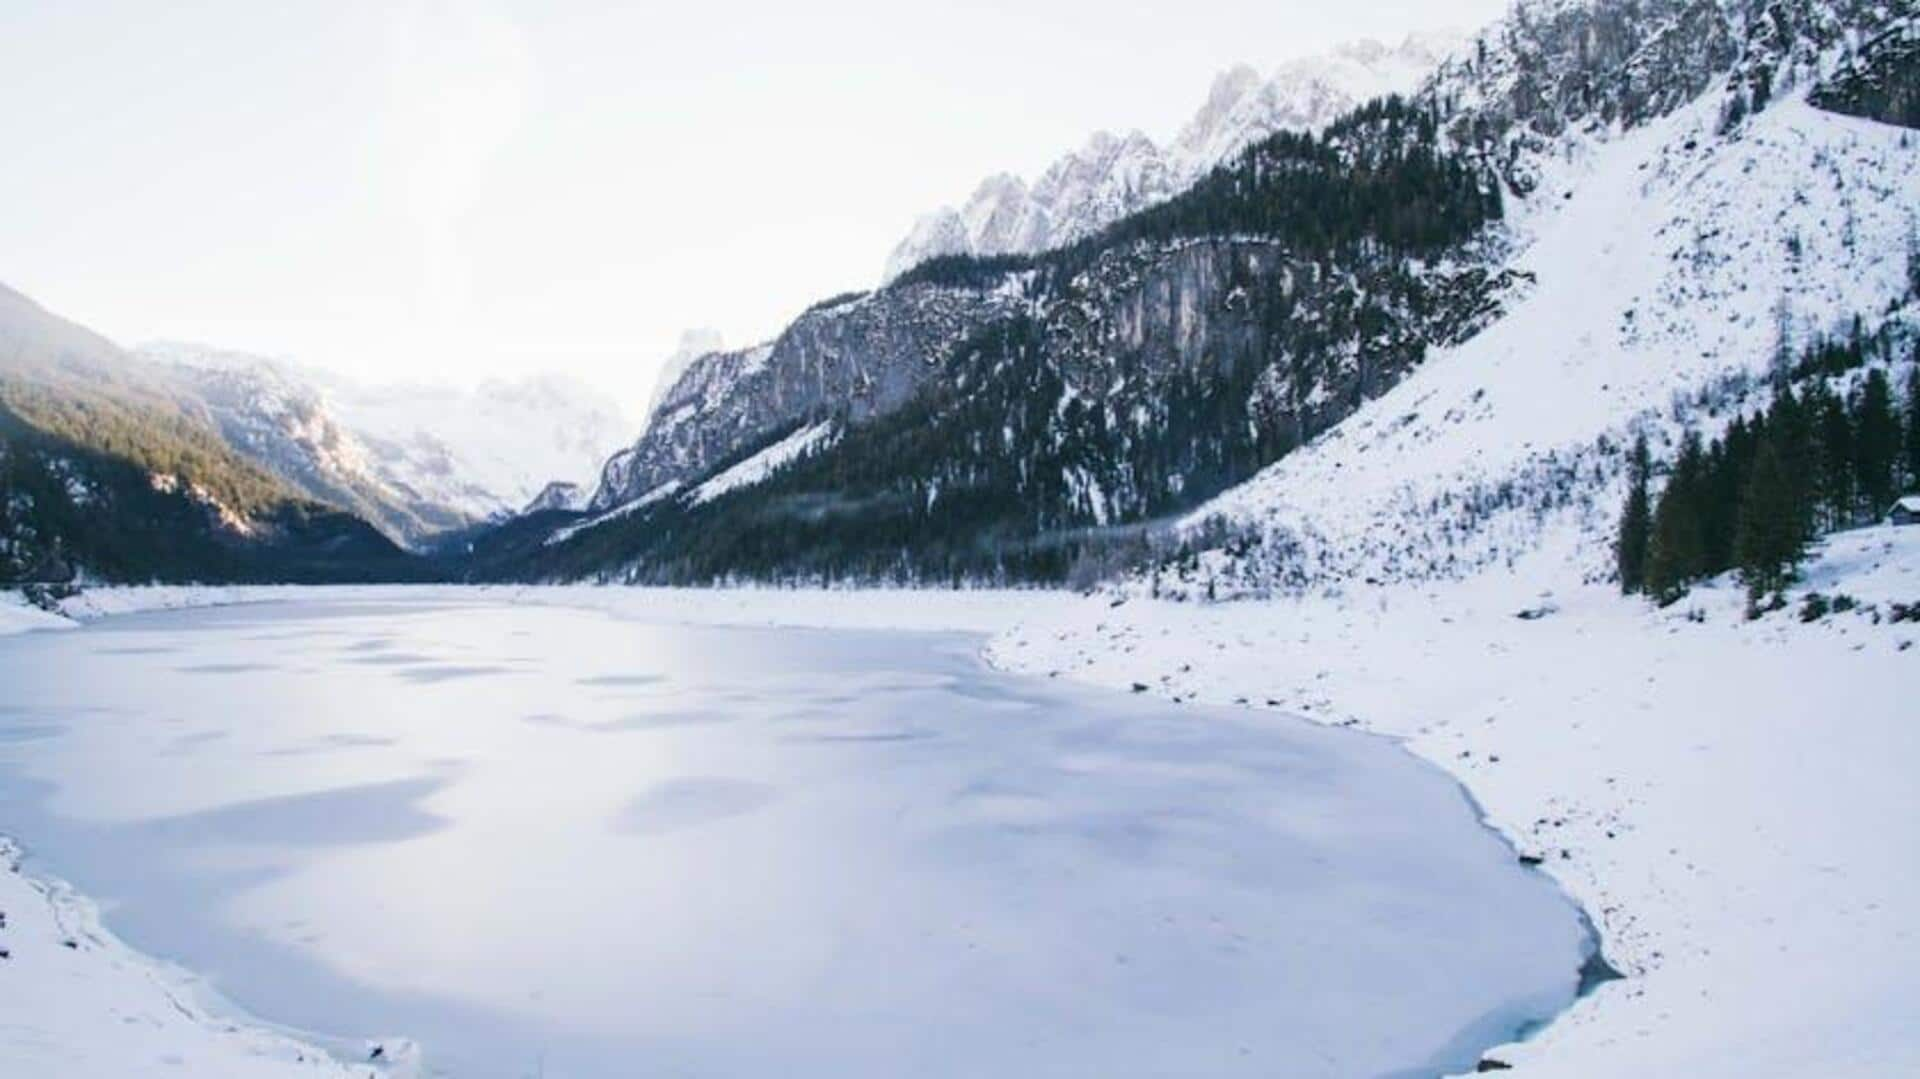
1616 434 1652 593
1645 432 1707 604
1702 416 1751 572
1735 436 1807 599
1853 368 1899 517
1903 367 1920 494
1810 382 1854 529
1765 384 1816 541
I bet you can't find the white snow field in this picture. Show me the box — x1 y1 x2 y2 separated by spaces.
0 591 1590 1078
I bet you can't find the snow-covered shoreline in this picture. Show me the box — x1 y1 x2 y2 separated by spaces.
995 530 1920 1077
5 532 1916 1076
0 832 417 1077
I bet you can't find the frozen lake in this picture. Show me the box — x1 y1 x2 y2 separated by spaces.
0 595 1591 1077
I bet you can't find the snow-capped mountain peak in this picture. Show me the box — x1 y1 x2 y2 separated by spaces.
880 31 1466 282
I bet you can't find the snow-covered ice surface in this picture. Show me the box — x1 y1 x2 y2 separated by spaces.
991 528 1920 1077
0 593 423 1078
0 835 416 1078
0 590 1592 1078
5 522 1914 1077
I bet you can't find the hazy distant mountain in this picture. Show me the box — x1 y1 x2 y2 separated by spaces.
881 33 1465 282
140 342 629 545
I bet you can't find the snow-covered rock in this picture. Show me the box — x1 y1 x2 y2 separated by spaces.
688 421 835 505
645 328 726 420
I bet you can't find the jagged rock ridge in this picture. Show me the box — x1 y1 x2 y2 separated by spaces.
881 33 1467 283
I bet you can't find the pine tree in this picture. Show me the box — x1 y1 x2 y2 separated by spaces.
1853 368 1899 518
1703 416 1752 572
1645 432 1706 605
1903 366 1920 494
1765 384 1816 540
1735 437 1807 600
1811 382 1854 529
1616 434 1652 594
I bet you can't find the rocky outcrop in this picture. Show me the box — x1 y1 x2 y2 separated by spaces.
521 481 587 515
1808 15 1920 129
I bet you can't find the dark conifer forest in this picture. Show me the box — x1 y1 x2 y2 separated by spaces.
1618 323 1920 607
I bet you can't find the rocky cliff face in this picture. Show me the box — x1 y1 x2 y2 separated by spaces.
1807 14 1920 128
589 286 1024 510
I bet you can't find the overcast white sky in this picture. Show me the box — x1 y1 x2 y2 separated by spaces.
0 0 1504 412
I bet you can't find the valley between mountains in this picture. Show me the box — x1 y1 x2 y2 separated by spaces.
3 0 1918 1075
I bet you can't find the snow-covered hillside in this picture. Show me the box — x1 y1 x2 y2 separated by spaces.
881 33 1463 281
1176 88 1920 596
142 343 629 541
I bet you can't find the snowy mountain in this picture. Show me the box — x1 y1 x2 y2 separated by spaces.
322 372 629 526
482 0 1916 589
881 33 1465 282
141 342 630 545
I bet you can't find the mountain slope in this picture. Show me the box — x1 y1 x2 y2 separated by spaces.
587 286 1022 514
0 286 424 584
497 97 1511 583
1164 2 1920 597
